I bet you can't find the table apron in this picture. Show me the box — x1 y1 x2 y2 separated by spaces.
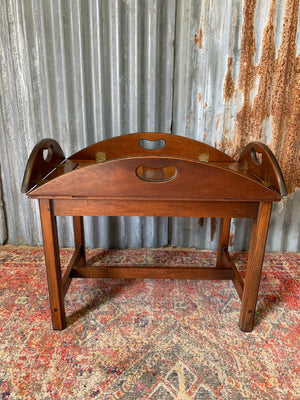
52 198 259 218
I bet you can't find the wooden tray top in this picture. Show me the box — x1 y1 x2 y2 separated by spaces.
22 132 286 203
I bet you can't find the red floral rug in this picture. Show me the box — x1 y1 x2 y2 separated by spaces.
0 246 299 399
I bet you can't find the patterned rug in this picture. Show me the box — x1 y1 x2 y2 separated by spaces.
0 246 299 399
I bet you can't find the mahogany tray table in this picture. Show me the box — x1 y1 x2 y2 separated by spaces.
22 133 287 331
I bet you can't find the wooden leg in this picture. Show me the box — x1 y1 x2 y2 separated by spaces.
39 199 66 330
239 202 272 332
73 216 86 266
216 218 231 268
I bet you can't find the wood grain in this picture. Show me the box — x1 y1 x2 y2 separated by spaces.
23 134 286 331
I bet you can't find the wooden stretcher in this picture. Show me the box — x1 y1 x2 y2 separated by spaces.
22 133 287 331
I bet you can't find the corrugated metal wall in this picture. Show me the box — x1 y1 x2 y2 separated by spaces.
0 0 299 251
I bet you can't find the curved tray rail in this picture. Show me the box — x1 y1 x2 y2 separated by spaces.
21 139 66 194
22 133 287 199
27 156 282 202
69 132 234 163
238 142 287 196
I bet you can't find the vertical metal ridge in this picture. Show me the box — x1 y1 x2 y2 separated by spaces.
126 0 139 133
107 0 121 137
89 1 102 143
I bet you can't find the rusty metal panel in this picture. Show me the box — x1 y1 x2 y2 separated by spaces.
173 0 299 192
171 0 299 251
0 0 299 251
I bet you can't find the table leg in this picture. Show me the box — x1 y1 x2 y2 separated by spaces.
216 218 231 267
239 202 272 332
39 199 66 330
73 216 86 266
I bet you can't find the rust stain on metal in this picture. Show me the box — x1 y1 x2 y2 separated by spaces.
297 147 300 188
229 232 234 247
234 0 257 154
215 113 222 132
251 0 276 142
185 111 193 136
223 57 235 101
280 54 300 192
270 0 300 193
195 26 203 49
216 128 232 154
222 0 300 193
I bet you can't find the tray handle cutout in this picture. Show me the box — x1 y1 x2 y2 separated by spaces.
136 165 177 182
43 145 54 162
251 149 263 165
139 138 166 151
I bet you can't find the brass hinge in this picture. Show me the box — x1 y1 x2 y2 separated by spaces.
198 154 209 162
243 160 248 171
96 152 106 163
264 174 271 187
